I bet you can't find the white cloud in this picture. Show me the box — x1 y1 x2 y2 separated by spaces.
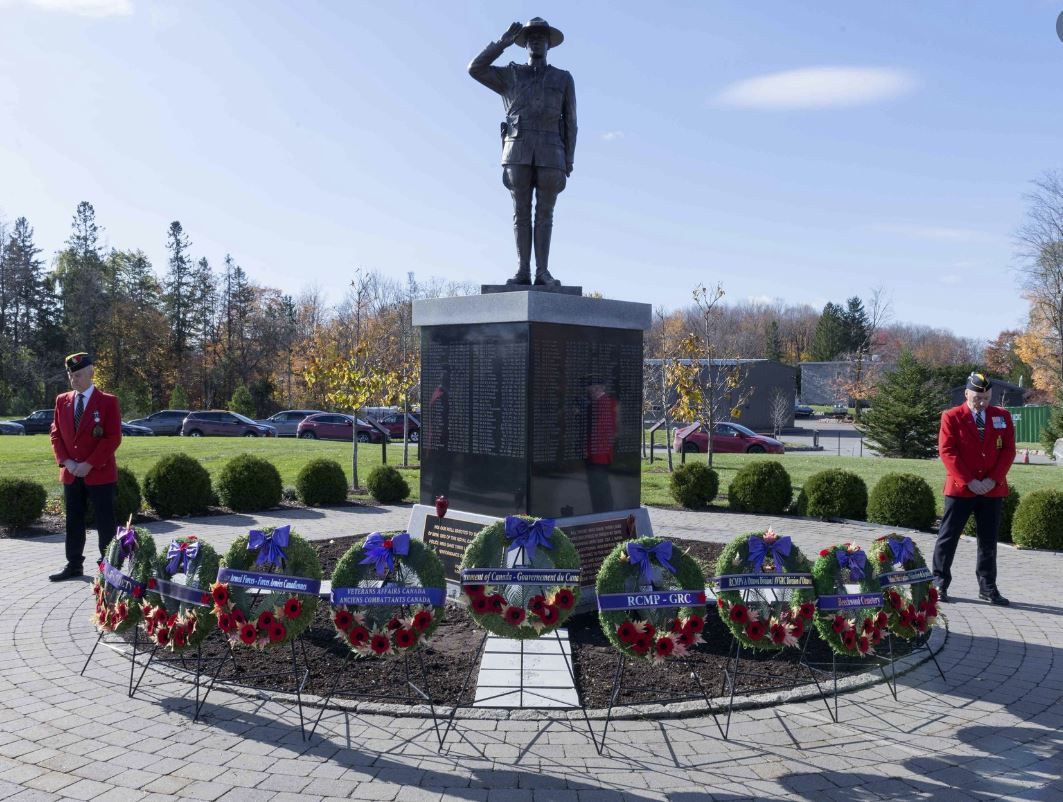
716 66 916 110
16 0 132 16
601 131 625 141
871 223 988 243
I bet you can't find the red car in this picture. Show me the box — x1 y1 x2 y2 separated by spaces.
297 413 388 443
372 412 420 442
673 421 785 454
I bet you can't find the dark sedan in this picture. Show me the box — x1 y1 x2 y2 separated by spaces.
297 413 388 443
0 421 26 435
794 404 815 419
121 422 155 436
181 411 277 437
256 409 325 437
126 409 191 435
7 409 53 434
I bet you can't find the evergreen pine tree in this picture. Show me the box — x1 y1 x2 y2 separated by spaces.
765 319 783 362
1041 383 1063 456
811 302 846 361
857 351 947 458
163 221 193 363
841 296 870 354
55 201 107 351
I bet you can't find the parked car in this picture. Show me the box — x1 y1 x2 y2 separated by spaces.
121 422 155 436
297 413 388 443
181 411 277 437
126 409 191 435
256 409 326 437
373 412 420 442
673 421 785 454
0 420 26 435
7 409 53 434
794 404 814 419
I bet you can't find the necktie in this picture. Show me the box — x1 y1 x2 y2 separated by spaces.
74 394 84 430
975 411 984 439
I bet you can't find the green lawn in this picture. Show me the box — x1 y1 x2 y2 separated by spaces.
3 435 1057 515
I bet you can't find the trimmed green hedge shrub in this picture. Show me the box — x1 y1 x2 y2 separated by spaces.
964 487 1020 543
797 469 868 520
0 478 47 530
728 461 792 514
866 473 935 530
669 462 719 509
1012 490 1063 550
296 458 348 506
215 453 282 512
365 465 410 505
144 453 213 518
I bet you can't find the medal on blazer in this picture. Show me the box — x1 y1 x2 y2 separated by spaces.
996 435 1002 449
92 410 103 439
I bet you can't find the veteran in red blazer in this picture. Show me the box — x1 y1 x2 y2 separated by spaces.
932 372 1015 606
48 352 123 581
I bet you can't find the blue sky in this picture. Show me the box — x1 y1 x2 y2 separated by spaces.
1 1 1061 342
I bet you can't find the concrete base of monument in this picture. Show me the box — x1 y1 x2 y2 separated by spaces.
480 283 583 295
407 504 654 611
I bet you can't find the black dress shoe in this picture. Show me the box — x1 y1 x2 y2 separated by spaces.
934 584 949 603
49 565 83 582
978 590 1010 606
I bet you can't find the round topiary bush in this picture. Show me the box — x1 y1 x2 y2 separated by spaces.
215 454 282 512
365 465 410 505
727 461 792 514
798 469 869 521
144 453 213 518
0 478 47 530
669 462 719 509
964 487 1020 543
79 466 142 527
296 458 348 506
866 473 936 530
1011 490 1063 550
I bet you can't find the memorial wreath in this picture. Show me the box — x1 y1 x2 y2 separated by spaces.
91 524 156 634
211 526 322 649
868 534 939 640
713 528 816 651
460 516 580 639
330 531 445 659
812 542 886 657
596 537 708 663
140 535 219 652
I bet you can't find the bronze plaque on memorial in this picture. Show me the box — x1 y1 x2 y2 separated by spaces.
563 516 635 587
422 515 486 583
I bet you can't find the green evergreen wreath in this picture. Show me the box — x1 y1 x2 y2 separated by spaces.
91 526 156 635
868 534 939 640
811 542 885 657
212 527 322 649
460 517 581 639
330 532 445 659
597 537 708 663
141 535 219 653
713 528 816 651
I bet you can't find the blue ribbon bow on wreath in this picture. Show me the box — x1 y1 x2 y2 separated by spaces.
747 534 791 574
248 525 290 568
626 540 676 585
888 536 915 566
166 539 199 574
117 526 137 560
836 548 867 580
504 516 554 563
360 531 410 578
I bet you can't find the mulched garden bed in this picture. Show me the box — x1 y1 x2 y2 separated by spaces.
116 536 912 709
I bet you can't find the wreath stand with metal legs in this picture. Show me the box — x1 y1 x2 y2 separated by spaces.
81 624 149 698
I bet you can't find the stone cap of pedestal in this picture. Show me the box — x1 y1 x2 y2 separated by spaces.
413 292 651 331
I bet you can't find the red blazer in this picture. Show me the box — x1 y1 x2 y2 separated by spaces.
50 388 123 485
938 403 1015 498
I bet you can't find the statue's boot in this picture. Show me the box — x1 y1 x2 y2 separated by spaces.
507 219 533 284
533 222 560 287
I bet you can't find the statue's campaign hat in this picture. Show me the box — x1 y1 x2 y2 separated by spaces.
65 352 93 372
515 17 564 48
966 372 992 392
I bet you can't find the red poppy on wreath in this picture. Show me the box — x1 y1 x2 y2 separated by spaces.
488 594 506 613
211 583 229 607
334 610 354 631
232 608 246 625
200 592 211 605
729 603 750 625
239 623 257 645
876 610 889 629
832 615 847 634
655 636 675 658
927 586 939 604
156 627 170 645
503 606 526 626
617 621 638 643
218 612 235 633
386 617 402 631
684 614 705 634
669 618 684 633
914 613 927 633
394 628 416 649
528 595 547 616
147 578 157 589
862 618 875 633
370 633 391 655
878 551 889 562
257 610 274 630
770 623 787 645
282 598 302 620
819 549 830 557
412 610 433 633
472 595 491 613
631 636 650 655
790 617 805 639
463 585 485 599
746 620 766 641
348 626 370 647
677 630 696 647
553 588 575 610
857 635 870 654
172 627 188 648
268 622 286 643
539 604 560 626
131 585 143 599
799 602 816 619
842 629 858 650
716 597 725 609
871 628 883 645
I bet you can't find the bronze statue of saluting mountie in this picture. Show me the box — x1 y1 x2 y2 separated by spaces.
469 18 577 290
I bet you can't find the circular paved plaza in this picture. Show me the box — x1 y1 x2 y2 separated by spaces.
1 505 1060 801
